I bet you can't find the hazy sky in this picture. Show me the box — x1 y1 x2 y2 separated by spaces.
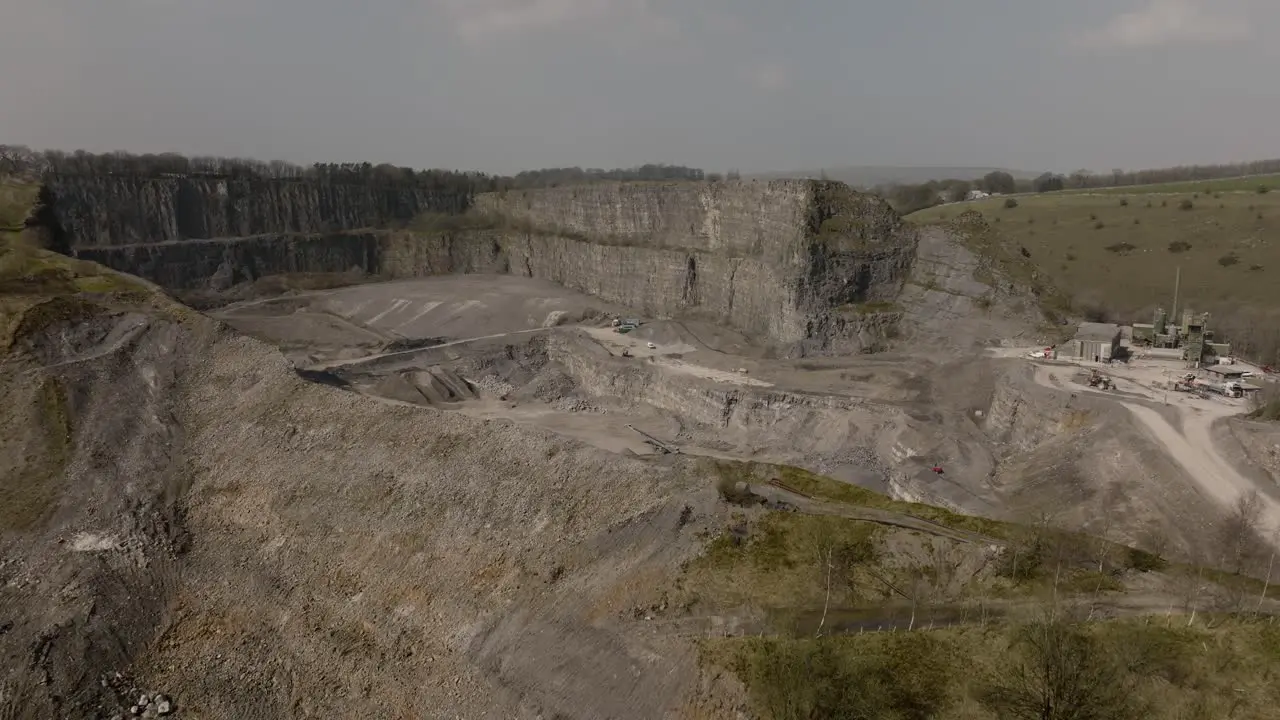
2 0 1277 175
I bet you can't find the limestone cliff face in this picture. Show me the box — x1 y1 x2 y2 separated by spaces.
48 178 918 355
466 181 918 354
44 174 465 247
472 182 811 260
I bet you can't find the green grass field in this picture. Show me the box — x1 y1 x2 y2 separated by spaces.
908 188 1280 335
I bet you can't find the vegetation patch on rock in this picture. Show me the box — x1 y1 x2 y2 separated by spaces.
705 615 1280 720
808 181 907 249
0 238 163 351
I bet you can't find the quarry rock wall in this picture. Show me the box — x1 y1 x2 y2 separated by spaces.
546 332 870 433
46 177 919 354
983 376 1066 453
454 229 797 348
979 364 1111 455
472 182 918 351
74 232 389 292
471 182 812 260
43 174 465 248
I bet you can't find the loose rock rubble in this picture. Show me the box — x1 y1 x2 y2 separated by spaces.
92 672 175 718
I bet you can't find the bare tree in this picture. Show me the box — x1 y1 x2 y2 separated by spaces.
1256 528 1280 614
981 617 1136 720
982 170 1016 194
809 523 876 637
1137 521 1170 561
0 144 43 176
1168 540 1209 626
1091 485 1126 573
815 544 834 638
830 531 877 603
929 540 958 597
1216 490 1265 575
905 564 934 631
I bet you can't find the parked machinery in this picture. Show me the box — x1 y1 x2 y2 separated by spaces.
1171 374 1227 399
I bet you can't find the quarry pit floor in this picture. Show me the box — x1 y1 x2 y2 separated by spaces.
214 274 1280 544
215 274 950 496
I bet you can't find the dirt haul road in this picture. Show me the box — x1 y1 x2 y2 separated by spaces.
1029 361 1280 538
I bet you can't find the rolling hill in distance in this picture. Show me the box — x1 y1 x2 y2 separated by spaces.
749 165 1041 188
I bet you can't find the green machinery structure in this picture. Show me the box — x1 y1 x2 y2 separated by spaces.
1131 306 1230 366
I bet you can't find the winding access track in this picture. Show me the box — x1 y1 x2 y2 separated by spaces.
1030 363 1280 538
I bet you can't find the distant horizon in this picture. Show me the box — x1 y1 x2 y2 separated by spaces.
9 142 1280 187
10 139 1270 183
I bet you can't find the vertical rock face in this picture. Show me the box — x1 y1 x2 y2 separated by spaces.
73 232 389 292
41 177 918 354
467 181 918 353
43 175 466 247
472 182 811 260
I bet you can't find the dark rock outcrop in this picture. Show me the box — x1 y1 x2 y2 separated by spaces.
74 232 389 292
42 174 466 247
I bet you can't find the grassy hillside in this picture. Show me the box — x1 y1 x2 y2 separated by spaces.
690 462 1280 720
705 616 1280 720
1057 173 1280 196
907 185 1280 359
0 238 165 350
750 166 1039 188
0 178 38 232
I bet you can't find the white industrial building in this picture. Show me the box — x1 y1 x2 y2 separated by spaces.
1069 322 1122 361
